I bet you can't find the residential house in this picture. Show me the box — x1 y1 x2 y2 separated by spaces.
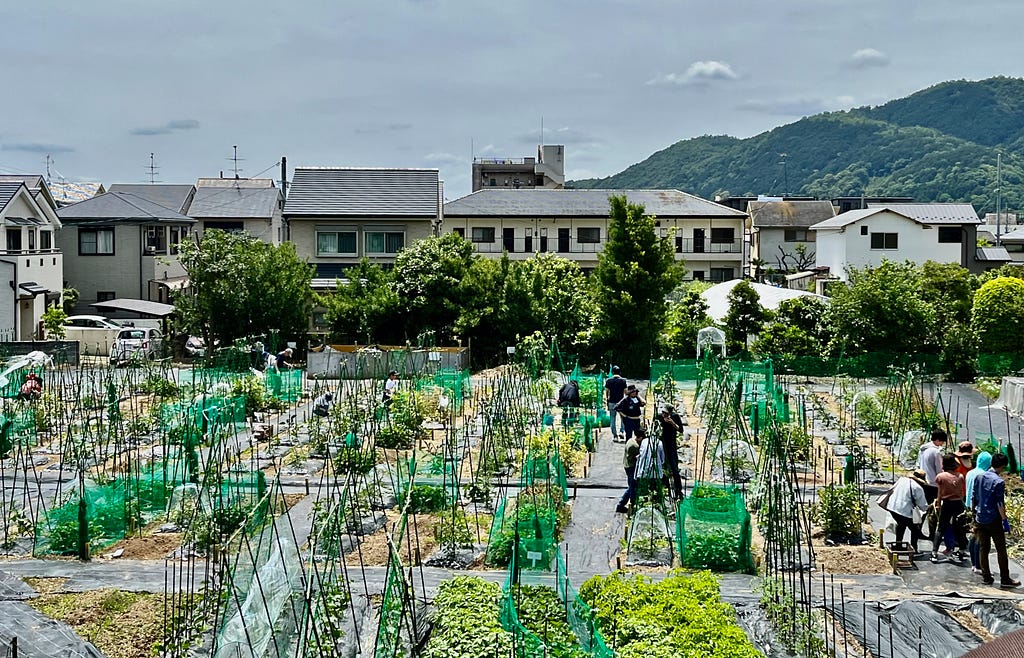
0 175 60 212
442 188 748 278
49 180 106 208
283 167 442 278
190 177 285 244
810 203 1004 279
106 184 195 214
0 181 63 339
472 145 565 192
56 192 195 315
748 200 836 275
994 227 1024 264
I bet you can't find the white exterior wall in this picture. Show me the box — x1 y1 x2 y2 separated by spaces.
754 227 817 271
290 216 436 270
814 210 965 280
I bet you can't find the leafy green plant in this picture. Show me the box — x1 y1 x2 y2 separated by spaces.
41 306 68 339
512 585 589 658
139 374 180 397
579 570 760 658
405 484 449 514
651 371 679 403
681 528 741 570
331 446 376 475
433 508 480 548
759 576 827 657
811 483 866 538
187 505 249 551
421 576 512 658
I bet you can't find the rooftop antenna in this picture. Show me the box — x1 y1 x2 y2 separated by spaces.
44 155 53 184
146 153 161 184
228 145 245 180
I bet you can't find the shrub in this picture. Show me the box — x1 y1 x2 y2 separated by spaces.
812 483 866 538
972 276 1024 354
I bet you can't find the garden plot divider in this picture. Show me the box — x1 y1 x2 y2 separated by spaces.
676 482 755 573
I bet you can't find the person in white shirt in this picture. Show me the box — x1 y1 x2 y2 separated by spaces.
884 468 931 553
916 429 947 485
383 370 400 407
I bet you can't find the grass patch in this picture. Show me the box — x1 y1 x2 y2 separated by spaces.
27 589 165 658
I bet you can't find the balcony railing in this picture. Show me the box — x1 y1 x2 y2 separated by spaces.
676 238 741 254
0 247 61 256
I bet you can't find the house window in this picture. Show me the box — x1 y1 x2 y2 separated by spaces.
710 267 734 282
145 226 167 254
489 178 496 187
471 227 495 243
97 291 116 302
784 229 811 242
79 228 114 255
938 226 962 243
577 227 601 244
316 229 358 256
169 226 183 254
710 227 735 244
453 227 465 238
204 221 245 233
692 270 705 281
27 229 36 251
40 231 51 250
5 229 21 252
365 231 405 255
870 232 898 249
860 226 869 236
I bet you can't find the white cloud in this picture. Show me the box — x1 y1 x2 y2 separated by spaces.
424 151 463 164
647 60 738 86
849 48 890 68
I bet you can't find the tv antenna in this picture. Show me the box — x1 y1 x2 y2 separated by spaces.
45 155 53 184
146 153 161 184
227 145 245 179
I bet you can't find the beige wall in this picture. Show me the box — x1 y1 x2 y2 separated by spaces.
57 224 186 313
289 217 436 269
1 189 65 339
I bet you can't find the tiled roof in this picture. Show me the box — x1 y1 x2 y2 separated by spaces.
867 202 980 224
107 184 195 213
748 200 835 228
976 246 1011 262
57 192 195 223
444 188 745 217
0 182 25 214
811 207 910 229
284 168 439 217
188 186 281 219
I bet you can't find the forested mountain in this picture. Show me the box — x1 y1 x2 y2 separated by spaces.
571 77 1024 214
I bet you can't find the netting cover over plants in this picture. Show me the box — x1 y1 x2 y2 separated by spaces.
676 482 755 573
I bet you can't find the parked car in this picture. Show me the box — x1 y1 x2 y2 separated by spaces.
110 327 163 364
64 315 125 357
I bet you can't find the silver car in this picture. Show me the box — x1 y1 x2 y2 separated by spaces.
109 327 163 363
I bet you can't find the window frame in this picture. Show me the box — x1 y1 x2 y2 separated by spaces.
315 227 359 257
364 230 405 256
577 227 601 244
79 227 115 256
710 227 735 244
470 227 496 243
937 226 962 244
870 232 899 250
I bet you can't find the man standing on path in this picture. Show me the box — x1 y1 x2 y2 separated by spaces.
604 366 628 443
616 428 644 514
966 451 993 573
917 429 947 485
658 404 685 499
972 452 1021 587
615 384 645 441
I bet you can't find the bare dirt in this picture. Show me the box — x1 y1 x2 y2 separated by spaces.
105 532 183 560
27 589 165 658
815 544 896 575
344 510 438 567
949 609 996 642
23 576 68 594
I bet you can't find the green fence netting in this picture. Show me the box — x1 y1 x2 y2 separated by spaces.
676 482 755 574
375 510 409 657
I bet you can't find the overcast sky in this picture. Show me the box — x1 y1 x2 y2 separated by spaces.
3 0 1023 200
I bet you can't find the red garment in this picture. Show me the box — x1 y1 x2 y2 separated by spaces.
935 470 965 501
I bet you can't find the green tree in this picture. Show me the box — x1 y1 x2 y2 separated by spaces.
972 276 1024 353
723 281 769 354
176 230 314 347
319 259 401 344
755 296 829 358
919 260 976 325
41 306 68 339
593 195 685 373
392 233 477 344
661 289 713 358
521 254 596 355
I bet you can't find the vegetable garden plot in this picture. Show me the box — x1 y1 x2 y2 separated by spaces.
676 483 754 573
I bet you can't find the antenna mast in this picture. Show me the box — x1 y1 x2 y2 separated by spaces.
228 145 245 180
146 153 161 184
996 151 1003 245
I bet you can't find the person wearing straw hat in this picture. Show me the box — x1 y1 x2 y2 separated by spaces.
884 468 931 554
954 441 975 477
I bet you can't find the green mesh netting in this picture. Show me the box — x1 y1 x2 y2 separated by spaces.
264 369 303 402
417 368 472 405
374 511 409 657
0 367 45 399
649 359 701 384
676 482 755 574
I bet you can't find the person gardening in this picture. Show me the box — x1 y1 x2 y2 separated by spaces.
604 366 628 443
971 452 1021 587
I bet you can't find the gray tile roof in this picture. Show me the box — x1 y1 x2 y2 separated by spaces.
998 227 1024 243
197 177 275 188
57 191 196 224
867 202 980 224
188 186 281 219
107 184 195 213
748 200 835 228
284 167 440 217
444 188 745 218
0 182 25 214
976 246 1011 262
811 207 909 230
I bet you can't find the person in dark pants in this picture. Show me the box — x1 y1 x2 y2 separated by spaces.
658 404 684 499
883 468 931 553
933 454 968 562
972 452 1021 587
615 384 645 441
615 428 644 513
604 366 628 443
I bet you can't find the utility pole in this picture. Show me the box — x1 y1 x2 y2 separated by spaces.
779 153 788 196
996 151 1003 245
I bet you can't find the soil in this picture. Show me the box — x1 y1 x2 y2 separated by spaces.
105 532 183 560
815 544 896 575
27 589 166 658
283 493 307 510
344 510 438 567
23 576 68 594
949 609 996 642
